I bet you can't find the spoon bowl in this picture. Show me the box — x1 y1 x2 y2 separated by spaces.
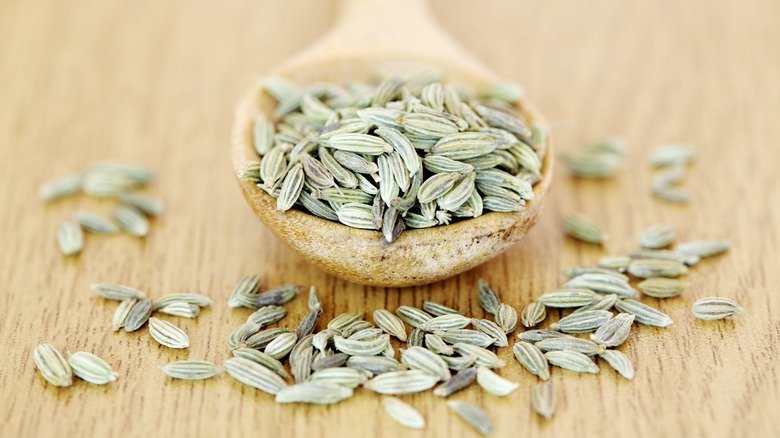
231 0 553 287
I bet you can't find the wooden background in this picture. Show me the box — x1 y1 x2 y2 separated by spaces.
1 0 779 437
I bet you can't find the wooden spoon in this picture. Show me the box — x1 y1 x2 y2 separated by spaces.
231 0 553 287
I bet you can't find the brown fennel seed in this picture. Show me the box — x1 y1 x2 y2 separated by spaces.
572 294 618 314
232 348 289 378
422 301 464 317
154 293 212 310
382 396 426 429
373 309 407 341
451 343 505 368
364 370 439 395
295 308 322 338
400 346 450 381
74 211 118 234
239 284 301 309
148 317 190 349
114 205 149 237
57 221 83 256
342 320 377 338
536 337 605 356
224 357 288 395
333 334 389 356
476 366 519 396
562 146 622 178
563 212 606 244
347 355 402 375
513 341 550 380
276 163 304 212
521 302 547 328
627 259 689 278
307 367 368 388
311 353 349 371
471 318 508 347
590 313 635 347
436 330 494 348
124 299 153 332
564 273 637 298
441 354 478 371
289 335 315 377
246 305 287 326
649 144 695 167
34 344 73 387
549 310 613 334
630 249 699 266
407 328 425 347
66 353 116 384
118 193 165 216
327 311 363 332
228 323 262 350
494 303 518 333
676 240 730 258
160 361 223 380
532 383 556 420
92 283 147 301
156 302 200 318
691 297 744 320
395 306 432 328
562 266 629 281
517 329 567 343
597 255 632 272
598 350 634 379
477 279 501 314
433 367 476 397
420 314 471 332
638 277 689 298
544 350 600 374
424 334 454 356
227 274 261 308
537 289 599 308
614 299 673 327
638 224 677 249
39 173 82 201
245 328 292 352
264 332 298 359
112 298 137 331
448 401 494 436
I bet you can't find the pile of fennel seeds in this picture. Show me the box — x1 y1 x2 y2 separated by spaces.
240 75 545 243
34 237 740 435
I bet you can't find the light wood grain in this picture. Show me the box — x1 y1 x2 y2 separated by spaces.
1 0 779 437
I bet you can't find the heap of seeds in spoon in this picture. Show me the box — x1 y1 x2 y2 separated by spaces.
241 75 545 243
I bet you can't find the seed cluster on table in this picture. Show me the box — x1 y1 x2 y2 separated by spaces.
561 137 696 204
34 223 741 436
241 74 544 243
40 161 164 256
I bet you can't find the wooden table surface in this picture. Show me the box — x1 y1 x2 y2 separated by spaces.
2 0 779 437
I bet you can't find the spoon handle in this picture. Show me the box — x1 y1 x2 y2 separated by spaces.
336 0 433 33
274 0 494 81
329 0 446 55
